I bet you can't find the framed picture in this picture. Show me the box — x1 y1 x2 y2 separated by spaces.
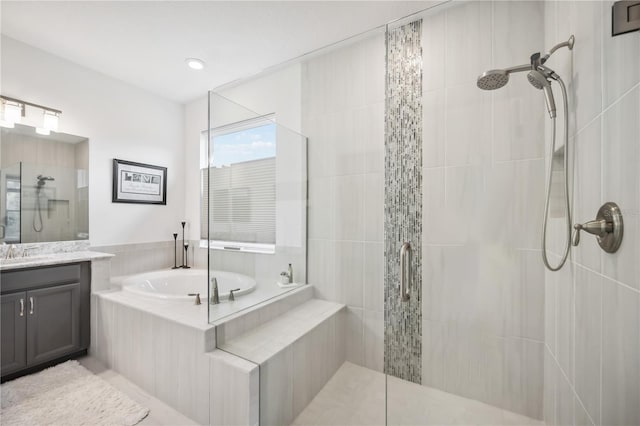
112 159 167 205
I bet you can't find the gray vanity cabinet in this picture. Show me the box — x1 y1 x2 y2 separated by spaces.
0 262 90 380
26 283 81 366
1 292 27 375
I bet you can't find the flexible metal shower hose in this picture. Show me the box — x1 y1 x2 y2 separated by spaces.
541 76 571 271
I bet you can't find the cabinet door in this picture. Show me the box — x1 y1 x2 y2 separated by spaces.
1 292 27 376
26 283 81 366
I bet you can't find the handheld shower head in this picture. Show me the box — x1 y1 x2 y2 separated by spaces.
527 70 556 119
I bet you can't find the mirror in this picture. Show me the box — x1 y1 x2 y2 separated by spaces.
0 123 89 243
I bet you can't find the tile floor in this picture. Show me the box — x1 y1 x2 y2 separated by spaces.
77 356 543 426
78 356 197 426
293 362 544 426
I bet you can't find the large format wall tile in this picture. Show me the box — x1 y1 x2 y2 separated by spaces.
209 351 259 426
601 1 640 108
556 261 574 385
334 241 364 308
572 119 602 272
602 87 640 291
503 338 544 419
601 277 640 426
445 84 492 167
574 266 602 425
423 89 445 168
492 1 546 162
570 1 603 134
445 0 492 87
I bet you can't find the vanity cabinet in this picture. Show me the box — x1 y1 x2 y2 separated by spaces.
1 293 27 375
0 262 90 380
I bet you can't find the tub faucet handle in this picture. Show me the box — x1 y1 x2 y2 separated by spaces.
210 278 220 305
188 293 201 305
229 288 241 301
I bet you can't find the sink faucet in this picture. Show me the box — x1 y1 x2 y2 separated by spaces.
4 244 17 260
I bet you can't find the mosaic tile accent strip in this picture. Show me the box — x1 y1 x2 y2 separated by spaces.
384 19 423 384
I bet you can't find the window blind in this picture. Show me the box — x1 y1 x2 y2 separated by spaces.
200 157 276 244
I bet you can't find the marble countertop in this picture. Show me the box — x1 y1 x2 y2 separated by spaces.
0 250 114 271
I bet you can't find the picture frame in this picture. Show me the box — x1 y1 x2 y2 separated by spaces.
112 158 167 205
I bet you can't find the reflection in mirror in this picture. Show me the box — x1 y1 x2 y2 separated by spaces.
0 124 89 243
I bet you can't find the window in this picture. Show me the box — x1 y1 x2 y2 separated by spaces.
200 115 277 252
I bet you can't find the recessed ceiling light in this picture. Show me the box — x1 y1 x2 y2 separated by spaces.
185 58 205 70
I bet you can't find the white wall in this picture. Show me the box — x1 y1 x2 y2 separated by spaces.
1 36 185 245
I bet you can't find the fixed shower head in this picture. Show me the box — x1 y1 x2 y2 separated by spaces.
477 70 509 90
476 63 532 91
527 69 557 119
36 175 55 186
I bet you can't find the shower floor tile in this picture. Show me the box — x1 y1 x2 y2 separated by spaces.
292 362 543 426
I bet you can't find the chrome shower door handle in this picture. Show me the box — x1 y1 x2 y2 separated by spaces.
400 242 411 302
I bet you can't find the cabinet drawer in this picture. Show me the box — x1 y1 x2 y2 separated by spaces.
1 263 82 293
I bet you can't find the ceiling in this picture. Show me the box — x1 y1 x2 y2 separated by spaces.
1 1 436 104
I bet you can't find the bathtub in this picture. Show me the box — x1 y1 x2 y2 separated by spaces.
121 268 256 301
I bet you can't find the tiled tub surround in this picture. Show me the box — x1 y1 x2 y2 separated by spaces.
91 240 179 278
219 298 346 426
93 241 307 300
542 2 640 426
94 282 346 425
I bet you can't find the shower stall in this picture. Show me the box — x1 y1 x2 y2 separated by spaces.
204 1 640 425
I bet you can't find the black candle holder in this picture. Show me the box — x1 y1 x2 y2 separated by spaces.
171 233 179 269
181 221 186 267
182 243 191 269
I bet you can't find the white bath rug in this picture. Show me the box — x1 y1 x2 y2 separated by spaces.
1 360 149 426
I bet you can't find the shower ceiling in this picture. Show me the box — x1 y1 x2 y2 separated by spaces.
0 1 438 104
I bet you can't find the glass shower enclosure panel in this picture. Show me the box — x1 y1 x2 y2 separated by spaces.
0 162 21 243
206 91 308 325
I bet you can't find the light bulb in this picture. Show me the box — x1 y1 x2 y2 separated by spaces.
0 120 14 129
43 110 59 132
36 127 50 136
3 102 22 124
185 58 205 70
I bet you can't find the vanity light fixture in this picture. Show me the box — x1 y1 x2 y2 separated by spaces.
43 110 59 132
0 95 62 134
1 100 23 127
186 58 205 70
